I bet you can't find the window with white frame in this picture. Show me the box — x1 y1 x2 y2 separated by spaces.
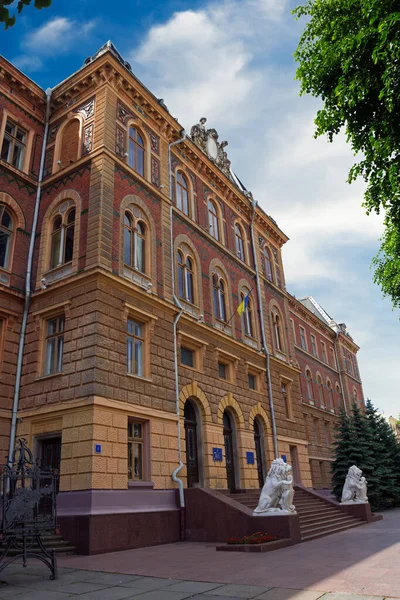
321 341 327 363
208 199 220 240
177 249 195 304
1 119 26 170
50 208 75 270
0 205 13 270
235 224 245 261
124 210 147 273
128 127 145 177
44 315 65 375
299 326 307 351
212 271 227 322
176 171 189 216
310 334 318 357
306 369 313 400
127 319 145 377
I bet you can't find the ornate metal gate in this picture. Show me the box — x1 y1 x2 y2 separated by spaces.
0 438 59 579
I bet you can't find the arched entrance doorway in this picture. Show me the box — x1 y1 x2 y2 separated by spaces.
253 418 266 488
223 410 236 492
184 399 199 488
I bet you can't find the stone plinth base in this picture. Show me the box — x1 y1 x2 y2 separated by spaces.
58 489 180 554
185 488 301 546
340 501 382 523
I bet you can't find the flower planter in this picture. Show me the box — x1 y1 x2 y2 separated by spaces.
216 538 293 553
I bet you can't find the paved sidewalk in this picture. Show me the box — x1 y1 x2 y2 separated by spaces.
0 565 397 600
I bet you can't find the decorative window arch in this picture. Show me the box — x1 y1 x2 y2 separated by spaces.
326 379 334 410
208 198 220 241
176 171 190 216
212 269 227 322
234 223 245 261
316 374 324 406
128 125 145 177
177 247 195 304
0 204 14 270
53 115 84 172
262 245 273 282
306 369 313 400
124 206 148 274
240 287 254 338
270 305 285 353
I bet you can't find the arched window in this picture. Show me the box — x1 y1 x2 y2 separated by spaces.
177 249 195 303
124 210 146 273
353 388 358 404
128 127 145 177
335 383 343 408
306 370 313 400
327 380 334 410
176 172 189 216
272 311 283 352
50 207 75 269
235 224 245 261
208 199 219 240
212 271 227 322
316 375 324 406
0 205 13 269
241 289 253 337
263 246 273 282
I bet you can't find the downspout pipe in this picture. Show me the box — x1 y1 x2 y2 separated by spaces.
168 130 186 538
249 197 279 459
8 87 52 465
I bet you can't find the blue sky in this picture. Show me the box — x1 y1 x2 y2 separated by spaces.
1 0 399 416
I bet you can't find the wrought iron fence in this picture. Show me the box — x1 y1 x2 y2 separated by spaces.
0 438 58 579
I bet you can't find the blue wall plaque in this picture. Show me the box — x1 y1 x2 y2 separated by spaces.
212 448 223 461
95 444 102 454
281 454 287 463
246 451 255 465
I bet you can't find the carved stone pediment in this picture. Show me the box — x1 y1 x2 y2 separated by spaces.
190 118 233 181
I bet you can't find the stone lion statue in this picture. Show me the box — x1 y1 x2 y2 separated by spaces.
341 465 368 503
254 458 296 514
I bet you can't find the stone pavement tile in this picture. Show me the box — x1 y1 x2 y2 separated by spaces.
190 596 242 600
322 595 384 600
120 577 182 591
254 589 326 600
50 580 112 594
204 584 272 598
125 591 198 600
79 572 141 585
0 585 31 599
167 581 224 593
6 590 73 600
70 585 139 600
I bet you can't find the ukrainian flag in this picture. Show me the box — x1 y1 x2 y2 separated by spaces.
237 293 250 316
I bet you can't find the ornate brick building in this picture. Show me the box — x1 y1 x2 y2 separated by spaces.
0 43 364 552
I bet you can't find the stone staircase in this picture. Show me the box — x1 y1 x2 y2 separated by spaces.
0 533 76 556
224 487 364 542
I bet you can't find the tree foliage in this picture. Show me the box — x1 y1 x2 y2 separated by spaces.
293 0 400 309
1 0 52 29
332 400 400 511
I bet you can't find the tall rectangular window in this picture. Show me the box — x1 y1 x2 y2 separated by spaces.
330 347 336 368
290 318 297 344
282 381 292 419
128 421 144 480
127 319 144 376
248 373 256 390
324 422 330 446
310 335 318 357
299 327 307 351
321 341 327 364
313 418 319 445
44 316 65 375
1 119 26 170
218 362 227 379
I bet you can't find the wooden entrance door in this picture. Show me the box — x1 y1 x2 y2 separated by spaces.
223 411 236 492
289 445 301 484
184 400 199 488
254 419 265 488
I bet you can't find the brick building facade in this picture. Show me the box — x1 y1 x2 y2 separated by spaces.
0 43 364 553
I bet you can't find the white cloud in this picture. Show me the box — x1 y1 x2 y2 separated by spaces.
130 0 399 413
14 16 96 71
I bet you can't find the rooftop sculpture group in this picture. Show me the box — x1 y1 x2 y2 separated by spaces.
190 118 233 180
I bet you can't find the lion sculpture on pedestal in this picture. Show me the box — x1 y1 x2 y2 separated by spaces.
341 465 368 504
254 458 296 515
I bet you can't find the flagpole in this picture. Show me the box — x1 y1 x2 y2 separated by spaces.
224 287 254 328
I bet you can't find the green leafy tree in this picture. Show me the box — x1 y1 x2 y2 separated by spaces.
1 0 52 29
293 0 400 310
